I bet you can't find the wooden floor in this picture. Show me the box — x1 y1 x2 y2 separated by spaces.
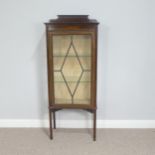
0 128 155 155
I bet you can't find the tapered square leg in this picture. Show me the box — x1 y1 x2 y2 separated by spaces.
53 111 56 129
49 109 53 139
93 110 96 141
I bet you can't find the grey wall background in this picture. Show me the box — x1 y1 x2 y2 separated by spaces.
0 0 155 120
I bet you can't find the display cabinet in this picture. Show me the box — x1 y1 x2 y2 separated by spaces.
45 15 99 141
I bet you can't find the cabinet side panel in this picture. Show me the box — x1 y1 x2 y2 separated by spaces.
91 26 98 109
46 28 55 106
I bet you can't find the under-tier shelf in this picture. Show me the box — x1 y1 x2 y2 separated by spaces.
55 98 90 104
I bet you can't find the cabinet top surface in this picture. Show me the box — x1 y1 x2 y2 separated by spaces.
45 15 99 25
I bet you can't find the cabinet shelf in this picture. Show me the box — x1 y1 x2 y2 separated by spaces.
54 81 90 83
53 55 91 57
54 75 91 82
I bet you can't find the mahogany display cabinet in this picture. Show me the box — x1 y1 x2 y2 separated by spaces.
45 15 99 141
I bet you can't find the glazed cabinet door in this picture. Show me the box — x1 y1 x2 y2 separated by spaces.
48 33 94 106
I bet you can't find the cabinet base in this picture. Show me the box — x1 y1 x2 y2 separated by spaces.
48 108 97 141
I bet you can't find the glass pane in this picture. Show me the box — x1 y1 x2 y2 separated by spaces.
54 83 72 104
54 72 72 104
53 57 64 70
53 35 70 56
74 83 91 104
73 35 91 56
53 35 91 105
79 57 91 70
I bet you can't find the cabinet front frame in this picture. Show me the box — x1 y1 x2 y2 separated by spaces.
47 29 97 110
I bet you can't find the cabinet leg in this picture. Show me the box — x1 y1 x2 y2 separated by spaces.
49 109 53 139
93 110 96 141
53 111 56 129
